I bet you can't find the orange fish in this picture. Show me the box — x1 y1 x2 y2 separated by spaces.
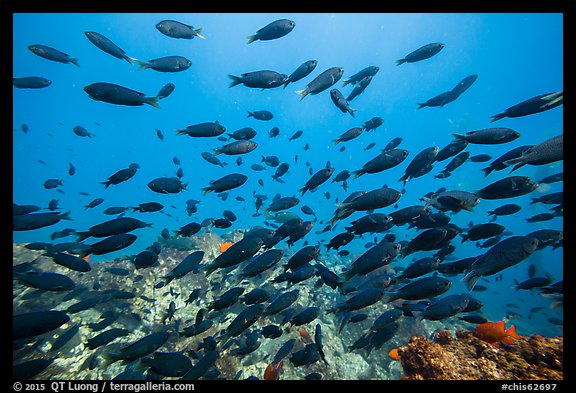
263 360 284 380
219 242 234 253
298 327 313 344
473 320 521 346
388 348 400 361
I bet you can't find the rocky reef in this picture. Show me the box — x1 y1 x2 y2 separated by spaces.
395 330 563 380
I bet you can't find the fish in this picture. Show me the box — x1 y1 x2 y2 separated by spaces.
13 359 54 379
288 130 303 141
73 125 95 138
13 211 72 231
353 149 409 178
247 19 295 44
476 176 538 199
247 110 274 120
228 70 287 89
503 134 563 171
84 31 138 64
346 75 373 101
343 66 379 86
362 116 384 132
28 44 79 66
148 177 187 194
473 321 521 346
156 20 205 39
84 83 160 108
214 140 258 156
141 352 193 377
102 332 172 366
284 60 318 89
76 217 150 241
452 128 520 144
201 173 248 195
130 202 164 213
78 234 138 258
296 67 344 100
333 127 363 145
85 198 104 209
396 42 444 65
13 310 70 340
136 56 192 72
299 167 334 195
462 236 540 290
13 76 52 89
330 89 356 117
399 146 439 185
490 91 563 122
263 360 284 380
461 223 505 242
202 235 263 275
328 287 386 314
14 270 75 291
228 127 257 141
157 84 175 99
177 121 226 137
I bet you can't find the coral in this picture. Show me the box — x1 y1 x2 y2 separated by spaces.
395 330 563 380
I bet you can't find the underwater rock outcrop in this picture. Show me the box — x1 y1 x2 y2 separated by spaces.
395 330 563 380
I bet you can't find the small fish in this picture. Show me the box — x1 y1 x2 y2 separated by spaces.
490 91 563 122
84 83 160 108
247 110 274 120
284 60 317 89
84 31 137 64
13 76 52 89
157 84 175 99
156 20 205 39
136 56 192 73
296 67 345 100
396 42 444 65
247 19 295 44
28 44 79 66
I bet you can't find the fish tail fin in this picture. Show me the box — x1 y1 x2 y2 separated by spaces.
193 28 205 39
417 103 426 109
201 187 213 196
342 79 350 87
505 324 521 340
228 75 242 88
145 96 161 109
490 113 506 123
175 129 188 136
299 187 308 196
212 148 221 156
135 59 150 71
69 58 80 67
333 139 340 146
502 158 525 172
282 81 290 89
460 234 469 243
59 211 73 221
396 58 407 66
481 166 494 177
100 352 121 368
124 55 139 65
295 89 308 101
461 270 480 291
352 170 364 179
452 133 466 141
348 108 357 118
101 181 111 189
247 111 254 118
246 35 257 44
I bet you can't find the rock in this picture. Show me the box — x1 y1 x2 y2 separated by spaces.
396 330 562 380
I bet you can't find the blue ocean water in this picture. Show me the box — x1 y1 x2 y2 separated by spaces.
13 12 562 350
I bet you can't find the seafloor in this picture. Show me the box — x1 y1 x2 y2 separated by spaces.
12 229 563 380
